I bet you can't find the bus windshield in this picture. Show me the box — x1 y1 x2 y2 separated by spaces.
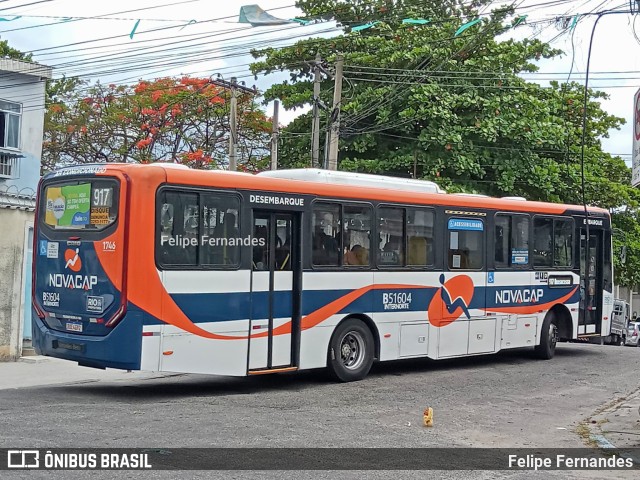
42 179 119 231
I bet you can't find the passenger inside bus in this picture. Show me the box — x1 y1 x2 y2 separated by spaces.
312 227 339 265
345 245 369 266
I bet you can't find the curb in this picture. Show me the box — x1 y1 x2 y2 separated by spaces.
18 355 51 364
584 387 640 465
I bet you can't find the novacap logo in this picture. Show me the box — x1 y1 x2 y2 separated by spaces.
427 274 474 327
64 248 82 272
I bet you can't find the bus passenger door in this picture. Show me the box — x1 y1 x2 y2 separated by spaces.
248 212 301 372
579 229 603 336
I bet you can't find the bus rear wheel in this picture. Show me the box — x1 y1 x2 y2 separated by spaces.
535 313 558 360
327 319 374 382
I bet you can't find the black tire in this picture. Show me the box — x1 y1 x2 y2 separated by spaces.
534 313 558 360
327 318 374 382
617 335 624 346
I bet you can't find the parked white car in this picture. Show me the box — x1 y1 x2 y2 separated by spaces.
625 322 640 347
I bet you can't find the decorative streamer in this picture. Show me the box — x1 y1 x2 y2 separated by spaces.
454 18 481 37
402 18 430 25
0 16 22 22
569 14 579 31
352 21 379 32
130 19 140 39
512 14 527 28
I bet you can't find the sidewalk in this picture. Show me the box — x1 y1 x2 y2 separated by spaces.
586 386 640 462
0 355 171 390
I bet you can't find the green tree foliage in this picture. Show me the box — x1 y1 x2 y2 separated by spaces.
43 77 271 173
0 39 32 61
251 0 640 286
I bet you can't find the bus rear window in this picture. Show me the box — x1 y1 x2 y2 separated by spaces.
42 180 118 230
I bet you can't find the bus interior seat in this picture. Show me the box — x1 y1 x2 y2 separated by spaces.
408 236 428 266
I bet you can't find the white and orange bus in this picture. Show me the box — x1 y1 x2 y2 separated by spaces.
32 164 613 382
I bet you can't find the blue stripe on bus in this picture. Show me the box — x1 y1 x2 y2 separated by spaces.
143 285 578 326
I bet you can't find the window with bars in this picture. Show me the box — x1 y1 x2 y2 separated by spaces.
0 153 19 179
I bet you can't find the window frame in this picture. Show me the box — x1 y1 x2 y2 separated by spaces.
310 199 373 270
377 206 406 269
375 204 437 270
0 99 22 151
405 206 436 269
532 215 575 270
155 185 242 271
447 217 485 271
494 212 531 270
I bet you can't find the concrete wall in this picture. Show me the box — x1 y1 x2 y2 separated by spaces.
0 209 33 360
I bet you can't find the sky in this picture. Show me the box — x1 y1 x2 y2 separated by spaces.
1 0 639 166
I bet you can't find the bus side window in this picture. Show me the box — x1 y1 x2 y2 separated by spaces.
378 207 404 266
553 218 573 267
157 191 198 266
448 219 483 270
343 205 371 267
312 204 341 266
495 214 530 268
533 217 553 267
407 208 434 267
205 200 240 266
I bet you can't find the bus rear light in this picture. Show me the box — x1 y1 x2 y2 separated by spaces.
142 332 154 337
105 304 127 328
33 302 45 320
31 192 45 320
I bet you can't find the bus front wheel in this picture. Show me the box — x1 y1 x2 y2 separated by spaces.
327 319 374 382
535 313 558 360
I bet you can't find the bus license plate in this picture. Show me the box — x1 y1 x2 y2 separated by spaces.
66 322 83 332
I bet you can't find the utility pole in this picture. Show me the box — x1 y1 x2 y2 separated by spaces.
326 54 344 171
271 100 279 170
311 53 322 168
229 77 238 171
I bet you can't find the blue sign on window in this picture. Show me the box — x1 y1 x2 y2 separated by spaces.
448 218 483 231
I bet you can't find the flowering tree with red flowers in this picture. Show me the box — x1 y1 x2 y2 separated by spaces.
43 76 272 172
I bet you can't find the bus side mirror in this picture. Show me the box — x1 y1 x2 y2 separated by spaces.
620 245 627 265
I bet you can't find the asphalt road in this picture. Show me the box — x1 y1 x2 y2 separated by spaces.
2 343 640 479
